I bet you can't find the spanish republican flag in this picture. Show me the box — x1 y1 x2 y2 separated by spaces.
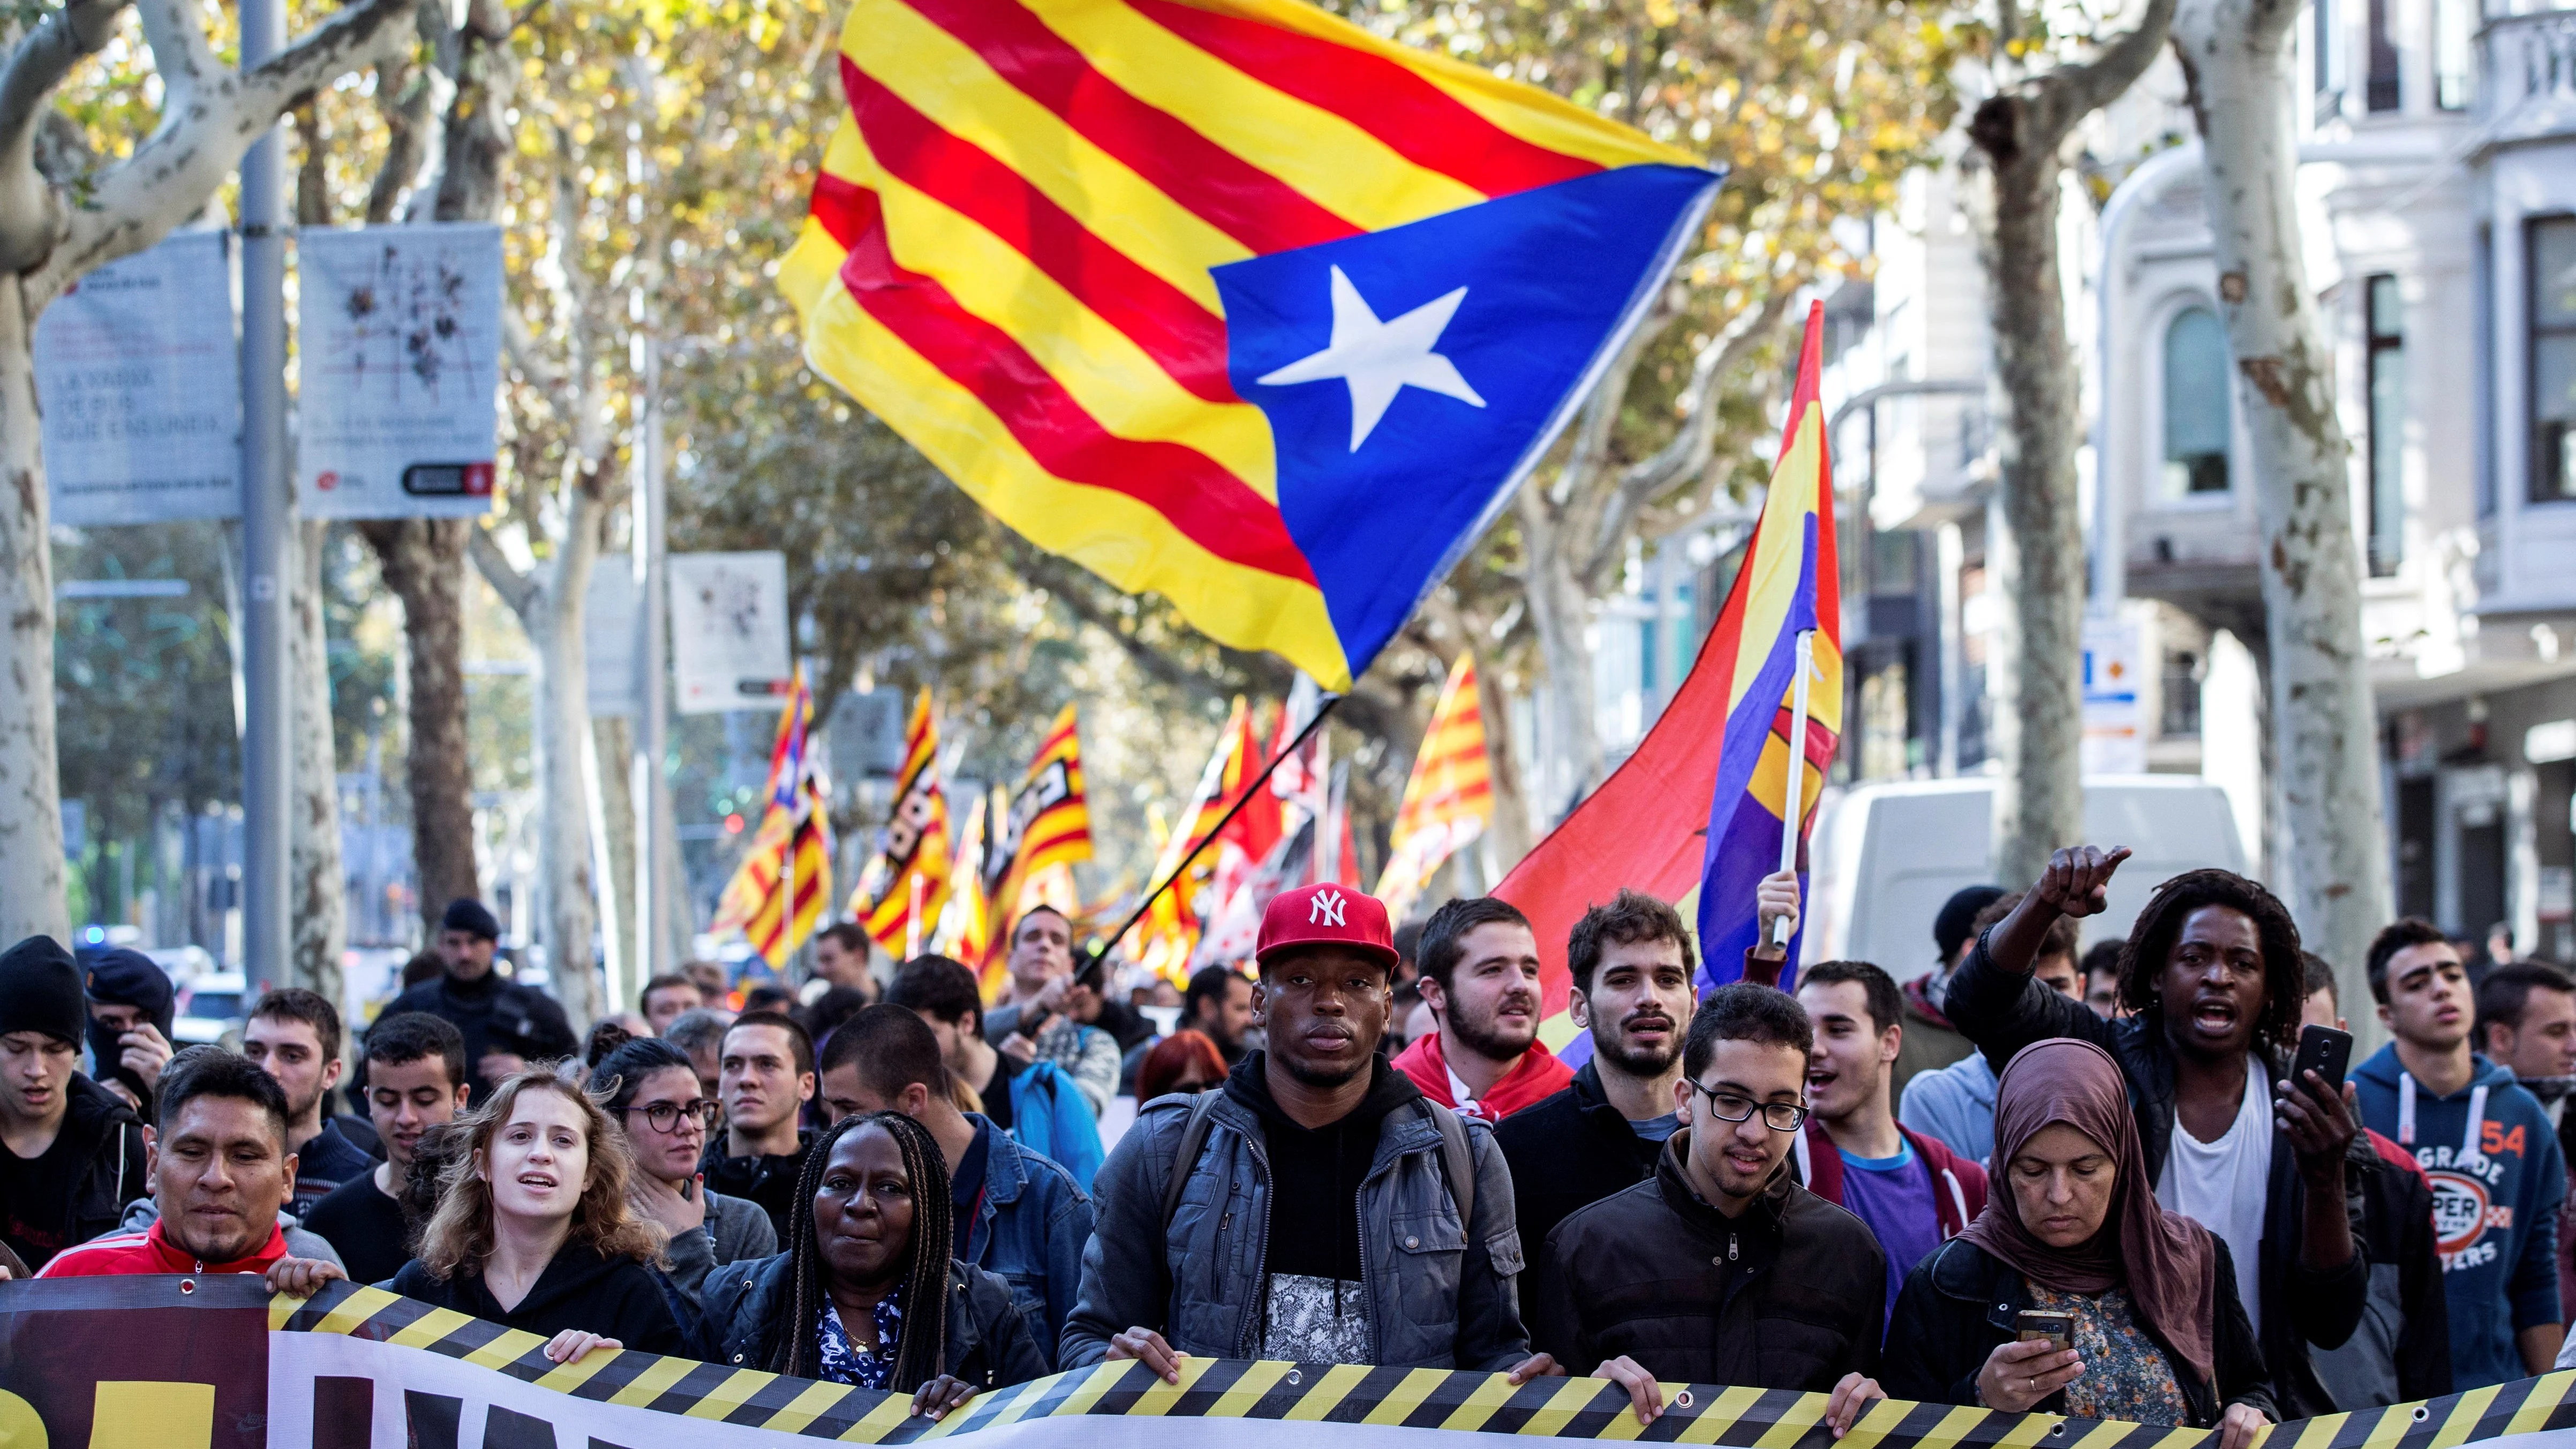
976 706 1094 986
1494 302 1843 1027
854 687 953 956
779 0 1721 691
714 668 833 967
1375 651 1492 920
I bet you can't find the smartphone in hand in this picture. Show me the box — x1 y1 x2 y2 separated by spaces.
2015 1310 2074 1355
2292 1024 2354 1099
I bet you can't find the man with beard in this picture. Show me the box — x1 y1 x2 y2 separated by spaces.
1495 890 1699 1261
243 990 377 1216
1392 897 1570 1122
1791 959 1987 1314
1062 882 1557 1380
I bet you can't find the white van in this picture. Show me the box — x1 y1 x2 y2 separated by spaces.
1804 775 2248 976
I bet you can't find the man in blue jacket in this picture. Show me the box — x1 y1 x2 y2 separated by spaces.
2353 918 2565 1387
817 1003 1094 1365
1060 882 1557 1381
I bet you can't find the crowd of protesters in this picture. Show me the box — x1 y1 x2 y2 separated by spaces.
7 844 2576 1439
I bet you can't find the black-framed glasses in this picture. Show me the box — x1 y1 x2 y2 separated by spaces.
622 1099 719 1134
1688 1080 1810 1133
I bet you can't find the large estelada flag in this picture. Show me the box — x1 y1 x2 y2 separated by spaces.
853 686 953 956
1494 301 1843 1026
976 705 1093 984
1375 650 1491 920
713 667 834 966
779 0 1722 690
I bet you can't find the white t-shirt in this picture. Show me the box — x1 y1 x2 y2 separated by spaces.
2156 1054 2273 1337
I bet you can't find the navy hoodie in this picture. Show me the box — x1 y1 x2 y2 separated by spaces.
2353 1045 2565 1390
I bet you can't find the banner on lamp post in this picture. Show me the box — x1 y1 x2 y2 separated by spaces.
296 223 503 519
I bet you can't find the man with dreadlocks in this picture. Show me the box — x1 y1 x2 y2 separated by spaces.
1060 882 1557 1383
703 1112 1048 1420
1943 848 2376 1420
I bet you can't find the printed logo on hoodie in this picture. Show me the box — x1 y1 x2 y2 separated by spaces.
2418 1120 2534 1270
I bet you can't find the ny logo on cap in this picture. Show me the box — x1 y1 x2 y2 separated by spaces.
1310 889 1348 927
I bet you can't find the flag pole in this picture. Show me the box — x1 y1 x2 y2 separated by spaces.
1093 693 1343 964
1772 630 1816 948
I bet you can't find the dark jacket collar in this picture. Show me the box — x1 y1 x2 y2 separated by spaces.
1222 1050 1421 1134
1652 1130 1791 1240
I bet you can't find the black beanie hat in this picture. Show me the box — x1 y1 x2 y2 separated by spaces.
0 935 87 1045
80 946 176 1037
1933 885 2009 964
442 897 501 942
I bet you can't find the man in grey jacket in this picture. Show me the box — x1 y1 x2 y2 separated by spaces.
1061 882 1558 1382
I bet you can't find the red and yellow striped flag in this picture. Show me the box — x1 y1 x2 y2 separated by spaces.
714 668 833 965
1375 651 1492 919
779 0 1719 692
938 791 992 965
976 706 1094 987
853 686 952 955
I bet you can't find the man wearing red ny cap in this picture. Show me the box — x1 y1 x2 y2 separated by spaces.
1061 882 1560 1382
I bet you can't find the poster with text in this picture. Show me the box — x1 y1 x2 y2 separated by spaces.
669 552 792 714
32 229 243 524
297 223 501 519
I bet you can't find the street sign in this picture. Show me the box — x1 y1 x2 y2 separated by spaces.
667 552 792 714
2081 618 2144 775
33 229 243 524
296 224 503 519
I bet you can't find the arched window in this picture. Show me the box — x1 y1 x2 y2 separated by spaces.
2163 306 2233 496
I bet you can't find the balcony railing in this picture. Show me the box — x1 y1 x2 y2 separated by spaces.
2479 7 2576 139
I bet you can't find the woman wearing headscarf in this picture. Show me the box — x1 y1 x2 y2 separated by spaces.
702 1112 1048 1420
1882 1039 2274 1445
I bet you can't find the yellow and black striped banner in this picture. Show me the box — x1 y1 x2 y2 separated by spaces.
4 1276 2572 1449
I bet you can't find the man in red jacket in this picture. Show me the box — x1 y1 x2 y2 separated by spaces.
1791 959 1988 1313
35 1047 341 1297
1392 897 1571 1122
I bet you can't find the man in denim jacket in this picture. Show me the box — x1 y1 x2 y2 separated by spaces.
817 1004 1094 1367
1061 884 1558 1380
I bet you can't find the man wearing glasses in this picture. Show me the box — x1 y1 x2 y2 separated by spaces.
304 1013 470 1284
1532 983 1887 1435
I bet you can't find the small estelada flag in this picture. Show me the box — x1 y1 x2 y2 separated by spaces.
854 686 952 957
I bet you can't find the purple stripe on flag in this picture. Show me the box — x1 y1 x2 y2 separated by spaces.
1695 516 1821 993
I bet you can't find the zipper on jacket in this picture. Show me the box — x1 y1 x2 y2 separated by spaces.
1238 1126 1271 1359
1728 1232 1738 1262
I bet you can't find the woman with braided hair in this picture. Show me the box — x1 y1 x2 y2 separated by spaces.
703 1112 1047 1417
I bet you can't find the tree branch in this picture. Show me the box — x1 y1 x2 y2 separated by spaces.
26 0 413 307
467 523 538 617
1580 288 1793 589
2025 0 2181 146
0 0 127 271
134 0 220 114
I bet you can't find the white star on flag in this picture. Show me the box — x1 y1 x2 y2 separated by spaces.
1257 266 1486 451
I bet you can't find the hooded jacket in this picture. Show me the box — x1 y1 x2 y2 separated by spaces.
388 1240 690 1356
1945 931 2372 1418
1530 1135 1884 1391
703 1252 1049 1389
1792 1119 1988 1239
2352 1045 2564 1390
1059 1052 1532 1371
1391 1031 1572 1124
1 1071 146 1271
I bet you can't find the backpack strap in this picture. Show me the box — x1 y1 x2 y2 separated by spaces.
1421 1100 1477 1230
1159 1090 1226 1229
